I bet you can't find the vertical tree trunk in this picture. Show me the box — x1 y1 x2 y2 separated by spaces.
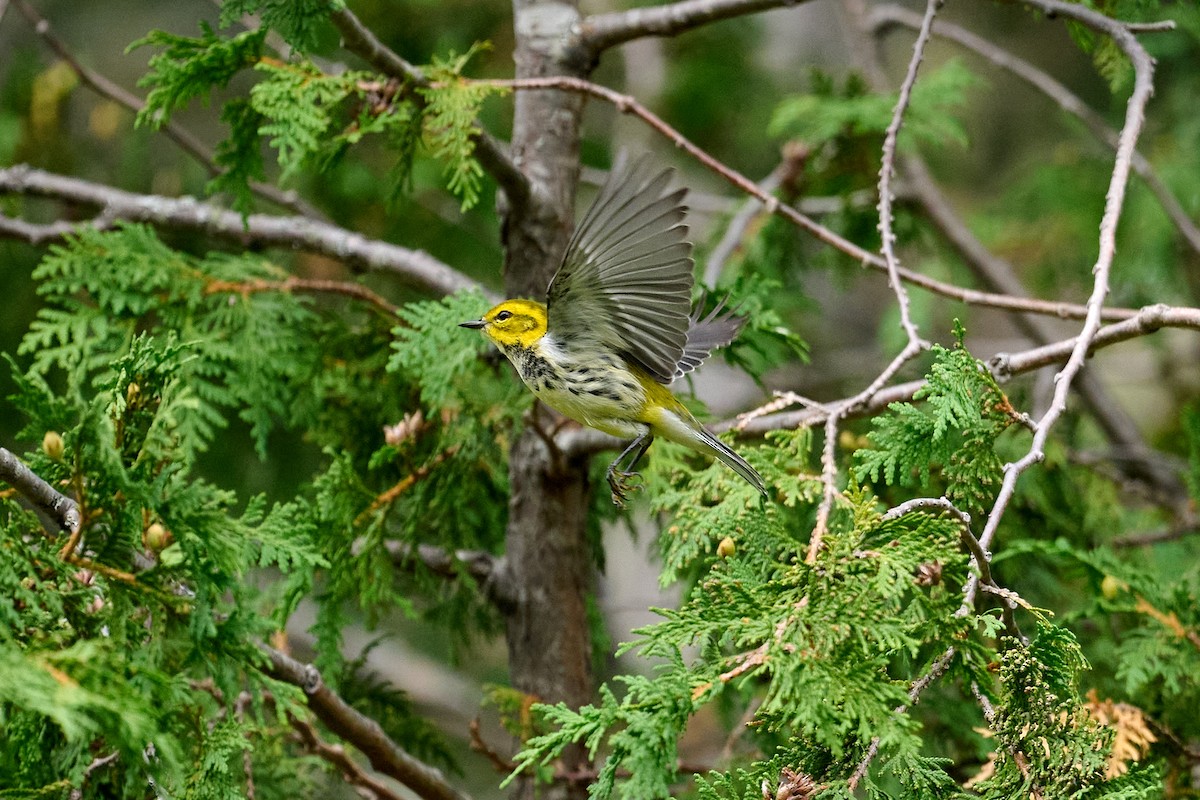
500 1 594 797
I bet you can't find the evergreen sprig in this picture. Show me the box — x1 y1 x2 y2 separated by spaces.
512 482 973 798
854 326 1016 517
131 25 268 128
769 60 979 152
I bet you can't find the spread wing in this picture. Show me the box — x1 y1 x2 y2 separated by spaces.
673 297 747 379
546 153 694 384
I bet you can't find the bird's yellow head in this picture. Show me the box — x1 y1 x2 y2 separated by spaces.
458 299 548 350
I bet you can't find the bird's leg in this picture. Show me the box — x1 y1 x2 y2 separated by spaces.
607 433 653 507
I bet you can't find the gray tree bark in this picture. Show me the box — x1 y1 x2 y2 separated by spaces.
500 1 595 797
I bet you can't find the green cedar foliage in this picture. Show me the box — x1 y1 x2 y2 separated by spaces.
0 226 519 795
769 61 979 156
0 226 330 795
132 15 501 209
218 0 341 54
4 3 1199 797
854 325 1017 518
507 332 1193 799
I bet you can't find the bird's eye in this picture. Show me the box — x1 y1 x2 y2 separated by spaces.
495 310 513 322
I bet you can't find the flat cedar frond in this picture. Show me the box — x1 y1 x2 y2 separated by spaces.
514 485 970 799
131 24 267 128
209 99 268 215
417 49 503 210
853 334 1014 517
769 60 978 152
218 0 337 53
250 62 367 177
22 225 320 459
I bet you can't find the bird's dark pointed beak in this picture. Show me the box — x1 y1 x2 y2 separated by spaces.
458 319 486 329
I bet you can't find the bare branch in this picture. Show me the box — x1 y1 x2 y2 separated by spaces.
69 751 121 800
10 0 325 220
897 96 1185 501
0 165 487 298
581 0 815 53
875 0 938 351
0 446 80 535
732 304 1200 441
988 304 1200 378
968 2 1159 636
329 4 425 84
1113 523 1200 547
799 0 945 562
870 5 1200 253
383 541 499 585
260 645 473 800
0 213 85 244
880 496 971 527
291 712 408 800
481 76 1139 323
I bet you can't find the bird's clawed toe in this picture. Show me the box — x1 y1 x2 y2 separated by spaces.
606 466 643 507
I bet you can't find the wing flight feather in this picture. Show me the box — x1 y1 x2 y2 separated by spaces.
547 153 694 383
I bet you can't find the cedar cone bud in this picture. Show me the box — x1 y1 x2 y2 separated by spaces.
717 536 737 559
42 431 65 461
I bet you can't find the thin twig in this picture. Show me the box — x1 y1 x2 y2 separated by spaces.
847 645 956 789
875 0 939 351
381 541 498 585
291 713 407 800
581 0 816 52
870 4 1200 253
879 497 1023 640
971 682 1038 787
354 444 462 526
806 334 926 562
704 142 808 285
988 304 1200 379
0 446 80 534
468 718 516 774
807 0 942 562
329 5 425 84
261 645 473 800
478 76 1137 324
68 751 121 800
1113 523 1200 547
10 0 325 220
0 165 486 299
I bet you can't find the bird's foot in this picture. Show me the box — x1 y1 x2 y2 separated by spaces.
606 465 643 507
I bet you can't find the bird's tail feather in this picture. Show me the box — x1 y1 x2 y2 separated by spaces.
695 427 768 498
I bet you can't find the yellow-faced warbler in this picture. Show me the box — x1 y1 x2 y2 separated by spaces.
460 154 768 505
